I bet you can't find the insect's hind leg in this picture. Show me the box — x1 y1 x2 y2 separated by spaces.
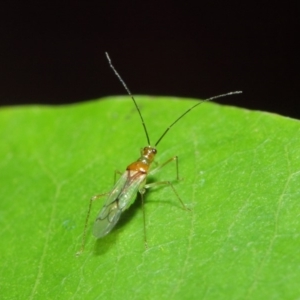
76 192 109 256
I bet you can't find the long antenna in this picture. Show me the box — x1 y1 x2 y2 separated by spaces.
154 91 242 147
105 52 151 145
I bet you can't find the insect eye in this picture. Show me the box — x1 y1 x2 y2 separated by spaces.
152 149 157 154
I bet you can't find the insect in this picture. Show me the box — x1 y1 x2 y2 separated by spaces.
76 53 242 255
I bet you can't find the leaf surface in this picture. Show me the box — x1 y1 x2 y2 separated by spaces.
0 96 299 300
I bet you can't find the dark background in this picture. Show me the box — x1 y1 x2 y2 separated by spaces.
0 2 298 118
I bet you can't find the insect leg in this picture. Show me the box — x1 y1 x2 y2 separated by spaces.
139 188 148 249
149 156 180 180
139 179 190 248
145 180 190 211
76 192 109 256
114 170 123 184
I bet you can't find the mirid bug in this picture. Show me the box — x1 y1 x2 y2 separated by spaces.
76 53 242 255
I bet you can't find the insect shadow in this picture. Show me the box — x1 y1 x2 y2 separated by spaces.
93 192 142 256
92 173 179 256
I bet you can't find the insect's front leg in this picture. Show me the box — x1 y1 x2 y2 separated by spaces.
149 155 180 181
147 155 188 210
114 170 123 184
144 180 190 211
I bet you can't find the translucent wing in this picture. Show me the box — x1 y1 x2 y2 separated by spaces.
93 170 147 238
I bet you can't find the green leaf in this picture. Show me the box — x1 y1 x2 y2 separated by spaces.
0 96 299 299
